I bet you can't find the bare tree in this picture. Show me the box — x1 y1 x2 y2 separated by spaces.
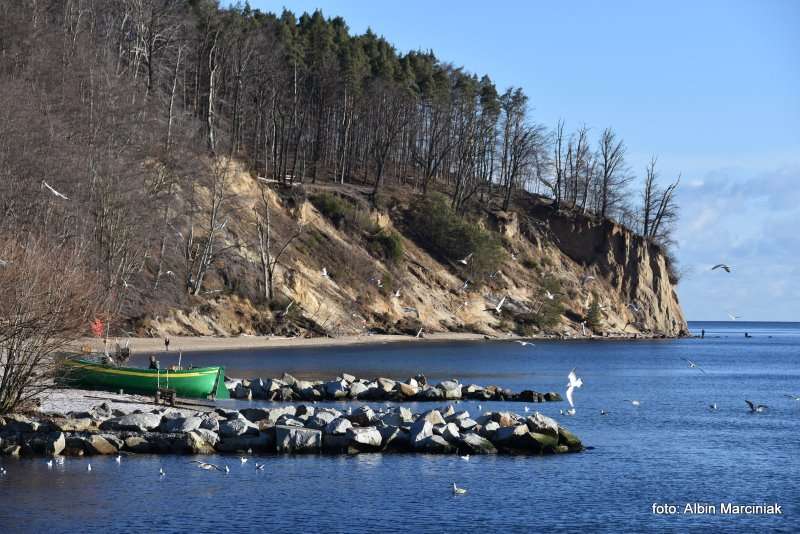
598 127 630 219
0 237 102 414
254 184 303 301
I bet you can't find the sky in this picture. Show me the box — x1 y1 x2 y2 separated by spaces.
245 0 800 321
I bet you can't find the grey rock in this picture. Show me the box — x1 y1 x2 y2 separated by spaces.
439 380 462 400
275 426 322 453
218 418 259 438
441 422 460 442
100 413 162 433
346 427 382 452
324 380 349 399
348 405 375 426
349 381 369 398
525 412 559 439
216 432 273 453
457 418 478 431
459 433 497 455
341 373 356 383
325 417 353 435
377 377 396 393
193 428 220 447
239 408 270 423
420 386 443 399
415 435 456 454
410 419 433 447
158 416 203 434
200 416 220 433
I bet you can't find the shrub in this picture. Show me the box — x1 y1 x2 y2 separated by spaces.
310 192 378 234
408 193 504 278
586 293 602 330
370 231 404 263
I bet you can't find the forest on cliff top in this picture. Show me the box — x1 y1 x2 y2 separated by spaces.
0 1 681 337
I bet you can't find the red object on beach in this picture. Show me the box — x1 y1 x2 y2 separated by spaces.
90 319 104 337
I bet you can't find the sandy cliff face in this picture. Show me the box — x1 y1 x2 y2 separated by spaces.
138 168 687 339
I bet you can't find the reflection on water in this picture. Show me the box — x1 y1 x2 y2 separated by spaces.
1 322 799 533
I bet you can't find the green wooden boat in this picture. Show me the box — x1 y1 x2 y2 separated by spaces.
61 359 230 400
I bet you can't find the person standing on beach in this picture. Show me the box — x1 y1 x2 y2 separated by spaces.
164 337 170 351
701 329 705 339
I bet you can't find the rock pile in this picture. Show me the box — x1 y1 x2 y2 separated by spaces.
226 373 562 404
0 402 581 458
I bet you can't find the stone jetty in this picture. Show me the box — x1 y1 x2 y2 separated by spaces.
0 402 581 458
226 373 563 404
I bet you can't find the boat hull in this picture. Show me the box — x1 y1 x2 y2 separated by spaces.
62 359 229 400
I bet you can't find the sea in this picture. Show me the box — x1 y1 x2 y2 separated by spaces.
1 321 798 533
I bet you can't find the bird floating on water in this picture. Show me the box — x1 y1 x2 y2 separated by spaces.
240 457 248 464
566 368 583 411
711 264 731 273
159 467 165 477
452 482 467 495
709 403 719 411
458 253 473 265
682 358 707 374
460 455 470 461
47 460 53 468
600 410 609 416
745 400 767 413
523 406 529 412
565 408 576 416
87 464 92 472
42 180 69 200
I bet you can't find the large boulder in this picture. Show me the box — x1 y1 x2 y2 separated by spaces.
275 426 322 453
456 418 478 431
260 406 297 424
185 431 216 454
341 373 356 383
159 416 203 434
81 435 119 455
377 377 396 393
324 417 353 435
348 406 376 427
415 435 456 454
460 433 498 454
232 383 252 400
49 417 98 433
525 413 559 439
420 386 443 400
218 418 259 438
378 426 410 451
440 423 460 443
193 429 220 448
492 425 558 453
557 426 582 451
100 413 162 433
1 414 40 433
398 383 419 398
418 410 446 427
199 416 220 433
324 380 349 399
346 427 383 452
409 419 434 448
239 408 270 424
349 381 369 398
31 431 65 456
439 380 462 400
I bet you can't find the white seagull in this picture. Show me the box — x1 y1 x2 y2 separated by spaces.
458 253 473 265
159 467 166 477
0 259 9 267
452 482 467 495
191 461 229 472
240 457 248 464
544 290 556 300
415 327 424 339
745 400 767 413
489 296 507 314
392 289 401 298
711 264 731 273
709 403 719 411
628 303 641 313
727 312 740 321
625 399 641 406
460 454 470 461
115 455 122 464
515 340 534 347
47 460 53 468
600 410 609 416
42 180 69 200
566 368 583 410
255 463 265 471
682 358 707 374
321 267 329 278
783 394 800 401
87 464 92 472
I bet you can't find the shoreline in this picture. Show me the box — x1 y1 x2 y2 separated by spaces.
75 331 686 355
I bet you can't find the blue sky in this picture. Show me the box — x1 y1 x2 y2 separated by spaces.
246 1 800 321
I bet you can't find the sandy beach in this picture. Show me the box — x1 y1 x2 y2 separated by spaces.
74 332 492 354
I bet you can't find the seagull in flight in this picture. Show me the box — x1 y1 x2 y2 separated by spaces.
624 399 641 406
727 312 740 321
452 482 467 495
255 463 265 471
458 253 473 265
415 327 424 339
321 267 329 278
628 303 641 313
392 289 401 298
544 290 557 300
784 394 800 401
191 461 230 473
515 340 534 347
42 180 69 200
566 368 583 410
711 264 731 273
159 467 166 477
580 274 596 285
682 358 707 374
0 259 9 267
745 400 767 413
488 296 507 314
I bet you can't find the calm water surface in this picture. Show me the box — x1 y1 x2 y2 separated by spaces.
1 321 798 532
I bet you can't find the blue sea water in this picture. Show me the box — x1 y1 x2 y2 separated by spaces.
1 321 798 533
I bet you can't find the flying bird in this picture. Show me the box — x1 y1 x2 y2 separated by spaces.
566 368 583 409
255 463 265 471
580 274 596 285
321 267 329 278
784 394 800 401
628 303 641 313
711 264 731 273
392 289 401 298
0 259 9 267
159 467 166 477
624 399 641 406
415 327 424 339
745 400 767 413
682 358 707 374
515 340 534 347
488 296 507 314
458 253 473 265
452 482 467 495
191 461 229 473
727 312 740 321
42 180 69 200
544 290 557 300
